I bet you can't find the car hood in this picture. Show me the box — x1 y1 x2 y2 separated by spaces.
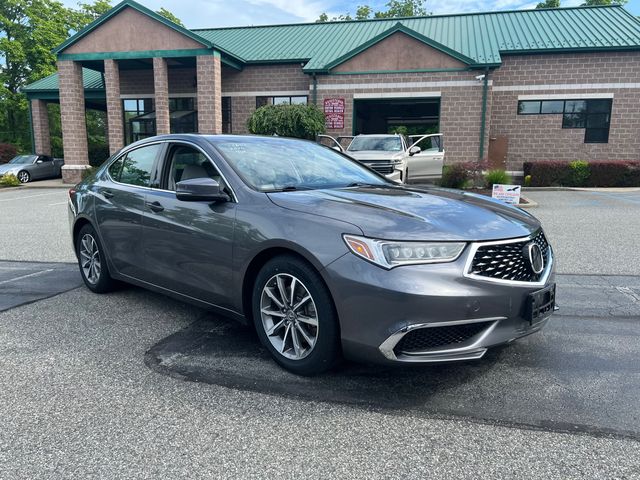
267 186 540 241
346 151 402 161
0 164 21 174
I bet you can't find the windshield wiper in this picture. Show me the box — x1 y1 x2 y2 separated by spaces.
267 185 313 192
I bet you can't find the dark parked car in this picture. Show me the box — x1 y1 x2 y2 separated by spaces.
0 154 64 183
68 134 555 375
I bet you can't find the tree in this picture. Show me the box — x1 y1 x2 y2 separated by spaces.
581 0 627 4
317 0 427 22
247 104 325 140
535 0 560 8
156 7 184 26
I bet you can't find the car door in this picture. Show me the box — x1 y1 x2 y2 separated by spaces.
141 142 237 309
407 134 445 180
93 142 163 279
31 156 51 179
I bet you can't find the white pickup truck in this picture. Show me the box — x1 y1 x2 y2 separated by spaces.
318 133 445 184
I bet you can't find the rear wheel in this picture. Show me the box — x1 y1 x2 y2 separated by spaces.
76 224 117 293
17 170 30 183
252 255 341 375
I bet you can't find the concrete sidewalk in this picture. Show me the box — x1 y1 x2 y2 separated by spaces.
17 178 70 189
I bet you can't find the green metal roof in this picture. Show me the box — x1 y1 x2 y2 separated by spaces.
22 5 640 95
193 5 640 72
22 68 104 92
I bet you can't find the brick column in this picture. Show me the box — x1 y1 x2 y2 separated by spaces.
153 57 170 135
104 59 124 154
196 53 222 134
31 99 51 155
58 60 89 184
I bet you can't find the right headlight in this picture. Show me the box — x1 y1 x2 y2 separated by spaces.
343 234 466 269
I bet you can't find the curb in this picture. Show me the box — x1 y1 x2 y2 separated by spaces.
518 196 537 208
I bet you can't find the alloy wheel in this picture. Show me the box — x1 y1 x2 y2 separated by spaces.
260 273 319 360
79 233 101 285
17 171 29 183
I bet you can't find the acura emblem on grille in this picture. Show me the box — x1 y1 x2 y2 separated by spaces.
526 242 545 274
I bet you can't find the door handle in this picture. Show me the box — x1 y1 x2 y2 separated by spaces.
146 200 164 213
103 189 114 199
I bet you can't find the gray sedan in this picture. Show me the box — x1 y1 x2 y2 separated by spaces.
68 134 555 375
0 154 64 183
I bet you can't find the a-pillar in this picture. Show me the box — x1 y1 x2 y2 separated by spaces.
104 59 124 154
58 60 89 184
153 57 170 135
31 99 51 156
196 53 222 134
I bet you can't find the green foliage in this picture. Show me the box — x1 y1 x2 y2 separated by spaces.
582 0 626 5
568 160 590 186
247 104 326 140
81 165 98 180
536 0 560 8
156 7 184 26
440 164 470 189
0 173 21 187
484 169 511 189
524 175 532 187
317 0 427 22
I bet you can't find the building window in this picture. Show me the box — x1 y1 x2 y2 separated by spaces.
222 97 232 133
517 98 612 144
123 98 154 144
169 97 197 135
256 96 308 108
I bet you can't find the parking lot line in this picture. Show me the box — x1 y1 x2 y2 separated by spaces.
0 269 53 285
0 192 62 202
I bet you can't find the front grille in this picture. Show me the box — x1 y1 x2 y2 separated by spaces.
361 161 395 175
469 230 550 283
395 321 492 354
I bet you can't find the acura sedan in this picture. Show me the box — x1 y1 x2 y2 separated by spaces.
69 134 555 375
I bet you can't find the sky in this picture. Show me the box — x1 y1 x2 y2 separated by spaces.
60 0 640 29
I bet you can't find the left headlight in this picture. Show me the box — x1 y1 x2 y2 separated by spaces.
343 234 466 269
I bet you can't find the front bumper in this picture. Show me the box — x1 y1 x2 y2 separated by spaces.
324 240 555 365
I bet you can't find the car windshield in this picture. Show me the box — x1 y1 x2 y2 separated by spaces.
9 155 36 165
348 136 402 152
213 137 389 192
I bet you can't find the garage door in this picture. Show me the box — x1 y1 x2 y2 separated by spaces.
353 97 440 135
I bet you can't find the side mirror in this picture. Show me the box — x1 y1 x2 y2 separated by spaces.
332 146 343 152
176 177 230 202
36 159 44 164
409 146 421 156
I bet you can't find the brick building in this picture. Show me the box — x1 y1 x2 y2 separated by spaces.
22 0 640 183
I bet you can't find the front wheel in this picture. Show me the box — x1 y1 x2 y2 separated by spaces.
17 170 30 183
252 255 341 375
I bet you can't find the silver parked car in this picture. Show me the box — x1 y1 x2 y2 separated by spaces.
69 134 555 375
0 154 64 183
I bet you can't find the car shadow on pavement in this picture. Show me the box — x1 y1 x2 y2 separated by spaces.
145 312 640 441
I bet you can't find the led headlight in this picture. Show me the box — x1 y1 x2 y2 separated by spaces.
343 234 465 269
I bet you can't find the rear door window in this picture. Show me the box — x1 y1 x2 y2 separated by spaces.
109 144 161 187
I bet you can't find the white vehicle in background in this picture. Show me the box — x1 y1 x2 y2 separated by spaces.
318 133 445 184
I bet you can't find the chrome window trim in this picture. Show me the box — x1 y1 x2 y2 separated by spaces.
103 139 238 203
379 316 506 361
462 230 554 287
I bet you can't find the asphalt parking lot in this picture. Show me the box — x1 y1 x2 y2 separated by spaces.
1 186 639 479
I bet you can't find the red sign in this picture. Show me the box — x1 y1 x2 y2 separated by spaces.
324 98 345 130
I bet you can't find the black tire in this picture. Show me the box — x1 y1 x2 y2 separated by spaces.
76 224 117 293
252 255 341 376
17 170 30 183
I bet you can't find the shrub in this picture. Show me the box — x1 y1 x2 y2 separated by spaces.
523 161 572 187
524 175 532 187
0 143 18 164
568 160 590 187
247 104 325 140
484 169 511 189
523 161 640 187
0 174 21 187
440 163 471 189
